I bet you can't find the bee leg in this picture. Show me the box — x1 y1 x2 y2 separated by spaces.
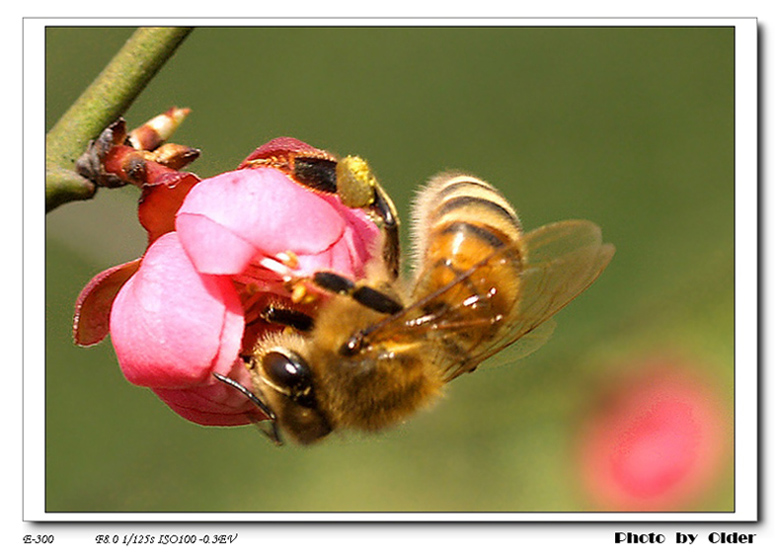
291 155 401 278
370 186 401 279
313 271 403 315
249 416 284 447
212 372 283 446
259 305 314 332
311 271 354 294
335 156 400 278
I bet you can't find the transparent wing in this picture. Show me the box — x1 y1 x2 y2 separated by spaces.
443 220 615 381
361 220 613 382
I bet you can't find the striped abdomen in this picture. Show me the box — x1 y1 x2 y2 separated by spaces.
410 172 525 341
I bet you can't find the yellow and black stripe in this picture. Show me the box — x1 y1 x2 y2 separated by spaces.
411 172 525 320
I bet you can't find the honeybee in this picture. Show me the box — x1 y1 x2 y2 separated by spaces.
216 166 614 445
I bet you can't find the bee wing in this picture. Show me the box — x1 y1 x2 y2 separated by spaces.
441 220 615 381
360 220 613 382
391 219 607 382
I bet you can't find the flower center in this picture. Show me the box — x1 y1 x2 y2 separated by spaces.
231 259 324 356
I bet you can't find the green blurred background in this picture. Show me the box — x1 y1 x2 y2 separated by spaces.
45 26 734 513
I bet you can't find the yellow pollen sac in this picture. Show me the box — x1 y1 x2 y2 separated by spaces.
335 156 377 208
291 283 309 304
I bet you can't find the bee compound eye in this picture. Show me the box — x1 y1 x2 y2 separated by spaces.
262 350 316 407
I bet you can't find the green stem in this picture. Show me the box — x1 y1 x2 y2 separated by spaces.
45 27 193 212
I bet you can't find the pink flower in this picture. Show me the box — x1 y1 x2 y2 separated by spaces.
577 359 730 510
73 139 380 426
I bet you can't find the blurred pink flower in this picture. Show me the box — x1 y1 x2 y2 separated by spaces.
578 359 730 511
73 139 379 426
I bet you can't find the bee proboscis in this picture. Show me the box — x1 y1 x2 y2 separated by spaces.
216 170 614 445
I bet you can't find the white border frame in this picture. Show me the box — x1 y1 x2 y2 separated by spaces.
24 18 757 524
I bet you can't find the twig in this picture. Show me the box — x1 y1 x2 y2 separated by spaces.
45 27 193 212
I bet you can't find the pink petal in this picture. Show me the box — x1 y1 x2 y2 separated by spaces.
175 167 377 276
314 192 377 274
578 360 729 511
610 398 700 498
109 232 244 388
138 172 200 245
152 360 268 426
238 137 330 169
73 258 142 346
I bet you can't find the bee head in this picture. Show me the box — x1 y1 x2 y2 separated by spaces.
254 347 332 445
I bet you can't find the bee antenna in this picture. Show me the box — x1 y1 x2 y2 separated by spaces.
212 372 283 445
313 271 403 315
